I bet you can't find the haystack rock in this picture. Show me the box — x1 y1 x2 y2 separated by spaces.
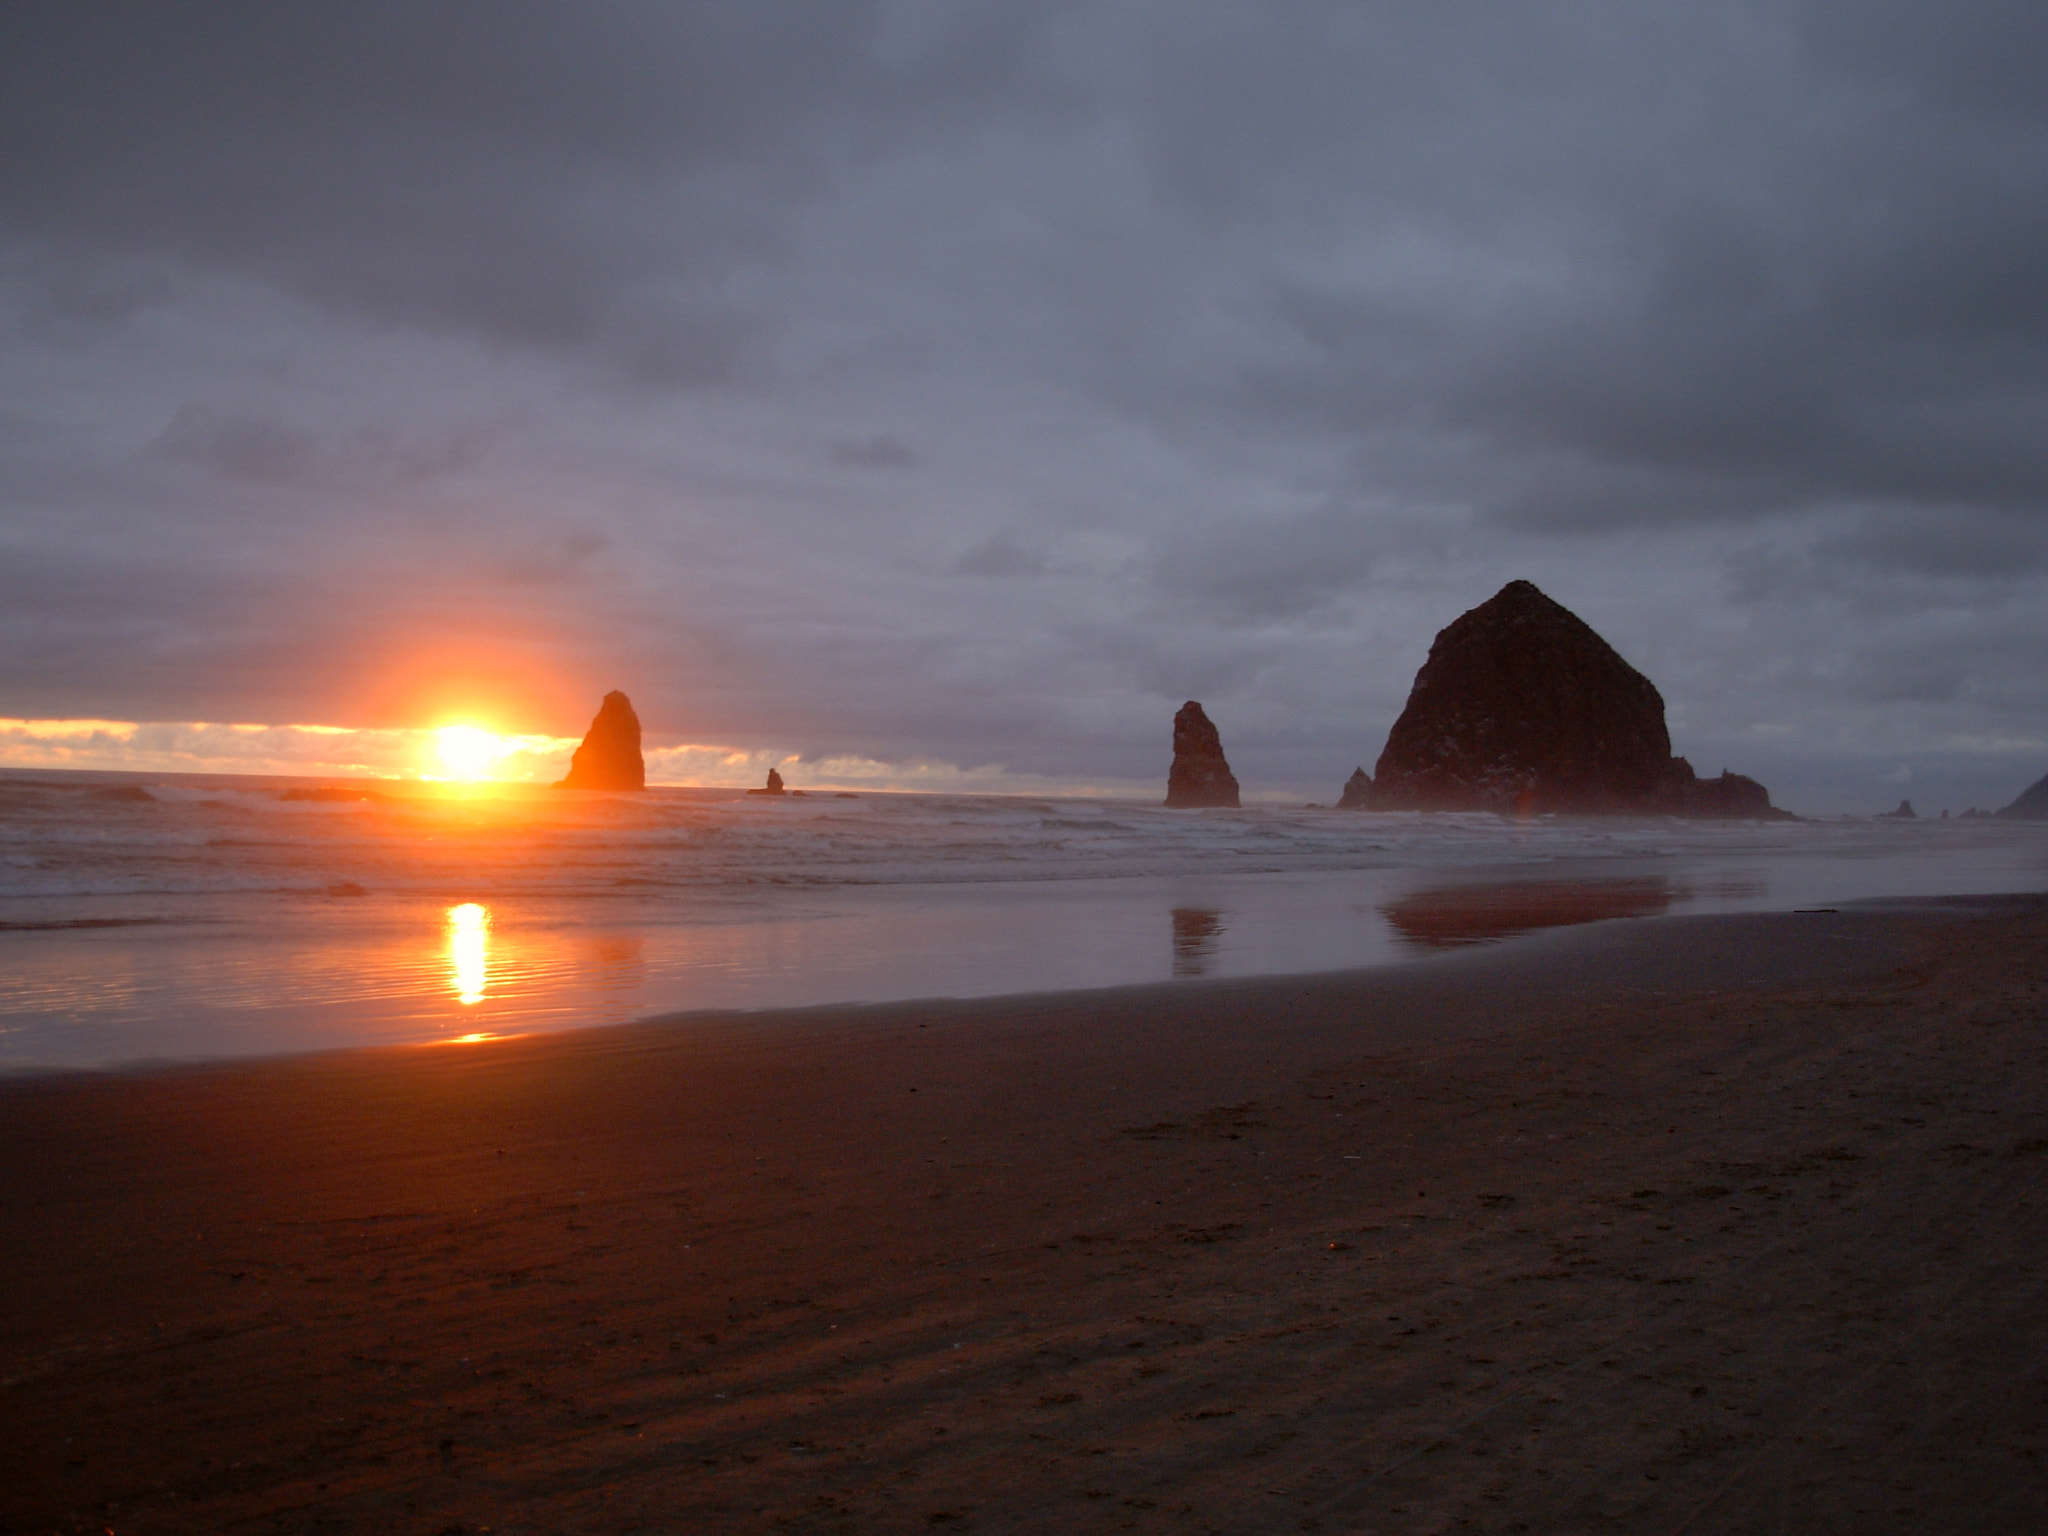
747 768 787 797
556 690 644 790
1879 798 1918 820
1336 767 1373 808
1997 770 2048 819
1165 701 1240 808
1366 580 1788 818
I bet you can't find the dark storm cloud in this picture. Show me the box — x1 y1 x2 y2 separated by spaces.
1147 500 1385 622
148 405 321 484
146 403 498 488
832 434 919 470
2 2 2046 805
1817 507 2048 581
0 2 1059 377
1191 2 2048 531
953 532 1044 578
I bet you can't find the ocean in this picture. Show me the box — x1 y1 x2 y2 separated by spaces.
3 768 2043 1070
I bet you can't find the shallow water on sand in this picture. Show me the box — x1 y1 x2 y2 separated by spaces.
2 770 2043 1068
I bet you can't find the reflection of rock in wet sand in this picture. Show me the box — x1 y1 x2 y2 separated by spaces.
583 934 646 998
1383 878 1673 951
1171 907 1226 976
575 934 648 1023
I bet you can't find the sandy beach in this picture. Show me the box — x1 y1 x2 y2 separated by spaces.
4 896 2047 1534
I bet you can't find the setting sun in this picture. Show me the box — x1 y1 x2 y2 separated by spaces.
435 724 504 780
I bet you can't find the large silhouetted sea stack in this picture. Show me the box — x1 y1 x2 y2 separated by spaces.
556 690 645 790
1165 701 1241 808
1997 770 2048 819
1337 767 1374 808
1366 581 1787 818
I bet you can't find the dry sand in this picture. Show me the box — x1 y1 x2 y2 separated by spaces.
3 897 2046 1534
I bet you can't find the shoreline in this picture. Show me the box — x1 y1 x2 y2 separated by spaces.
1 887 2031 1080
4 895 2046 1531
8 778 2045 1071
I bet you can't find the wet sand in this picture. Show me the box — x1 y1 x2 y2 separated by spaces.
3 897 2046 1534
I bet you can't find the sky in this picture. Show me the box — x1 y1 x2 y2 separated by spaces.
3 2 2045 812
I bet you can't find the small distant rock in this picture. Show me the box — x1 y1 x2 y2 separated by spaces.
1164 702 1240 808
1879 799 1918 820
557 691 645 790
747 767 788 797
1336 767 1373 809
1996 770 2048 820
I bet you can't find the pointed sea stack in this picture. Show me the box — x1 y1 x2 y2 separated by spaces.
1165 701 1241 808
1996 770 2048 819
1336 767 1373 809
747 768 787 797
556 690 645 790
1366 581 1788 817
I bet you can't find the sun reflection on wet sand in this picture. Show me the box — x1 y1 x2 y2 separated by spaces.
446 902 491 1005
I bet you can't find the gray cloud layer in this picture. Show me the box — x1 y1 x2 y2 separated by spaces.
3 2 2045 809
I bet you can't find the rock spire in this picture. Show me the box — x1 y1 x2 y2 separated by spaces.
556 690 645 790
1164 701 1241 808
